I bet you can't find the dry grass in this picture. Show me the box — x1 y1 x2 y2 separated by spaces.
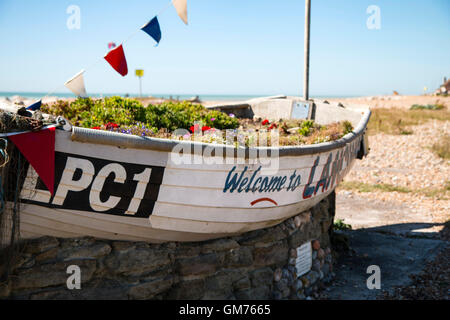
431 135 450 159
368 107 450 135
338 181 412 193
339 180 450 200
419 187 450 200
277 121 352 146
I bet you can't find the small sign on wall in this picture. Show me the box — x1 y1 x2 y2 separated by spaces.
291 101 311 119
296 242 312 277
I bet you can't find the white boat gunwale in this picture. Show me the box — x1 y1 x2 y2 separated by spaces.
70 109 371 158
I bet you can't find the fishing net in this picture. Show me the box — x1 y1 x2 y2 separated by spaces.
0 108 44 133
0 110 43 281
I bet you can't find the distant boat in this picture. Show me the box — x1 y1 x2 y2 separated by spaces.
3 96 370 243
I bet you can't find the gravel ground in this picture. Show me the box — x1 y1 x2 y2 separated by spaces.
341 119 450 226
329 95 450 110
331 96 449 300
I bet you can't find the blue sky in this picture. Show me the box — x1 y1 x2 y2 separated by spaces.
0 0 449 97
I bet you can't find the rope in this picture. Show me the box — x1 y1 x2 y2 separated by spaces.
10 152 20 248
0 123 61 138
0 139 9 169
0 176 4 218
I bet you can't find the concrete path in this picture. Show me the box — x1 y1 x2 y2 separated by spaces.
324 230 447 299
322 193 448 300
336 193 446 238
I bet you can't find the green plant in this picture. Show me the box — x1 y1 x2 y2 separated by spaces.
142 101 239 131
400 129 413 135
334 219 352 230
298 119 315 136
342 120 354 135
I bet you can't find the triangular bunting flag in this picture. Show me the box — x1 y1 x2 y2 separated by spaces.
141 16 162 45
64 70 88 98
173 0 188 25
9 127 56 195
104 44 128 77
26 100 42 111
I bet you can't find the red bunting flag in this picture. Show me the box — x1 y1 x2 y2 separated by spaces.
9 127 56 195
104 44 128 76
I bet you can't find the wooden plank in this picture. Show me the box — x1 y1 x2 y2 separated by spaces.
152 190 330 224
58 130 361 171
56 130 169 167
155 181 335 208
19 203 231 242
149 215 284 235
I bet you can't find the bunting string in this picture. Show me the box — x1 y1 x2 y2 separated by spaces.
9 1 190 241
26 0 189 110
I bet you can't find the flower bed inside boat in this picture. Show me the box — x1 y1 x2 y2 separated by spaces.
41 97 354 147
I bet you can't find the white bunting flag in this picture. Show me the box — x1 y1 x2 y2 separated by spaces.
64 70 88 98
173 0 188 25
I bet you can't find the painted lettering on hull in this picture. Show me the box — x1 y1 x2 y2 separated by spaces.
20 152 165 218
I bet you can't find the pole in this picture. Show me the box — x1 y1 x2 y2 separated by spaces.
303 0 311 101
139 76 142 97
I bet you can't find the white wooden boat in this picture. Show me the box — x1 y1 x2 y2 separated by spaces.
4 97 371 243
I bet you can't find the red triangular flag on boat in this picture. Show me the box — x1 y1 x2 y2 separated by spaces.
104 44 128 76
9 127 56 195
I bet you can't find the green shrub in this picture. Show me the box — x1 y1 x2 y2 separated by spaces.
203 110 239 130
42 97 239 132
41 98 94 126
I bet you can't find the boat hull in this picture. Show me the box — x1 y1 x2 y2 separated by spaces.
18 125 364 242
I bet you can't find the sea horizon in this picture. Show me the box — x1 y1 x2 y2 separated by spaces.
0 91 367 102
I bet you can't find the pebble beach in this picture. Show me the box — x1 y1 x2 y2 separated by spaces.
333 95 450 229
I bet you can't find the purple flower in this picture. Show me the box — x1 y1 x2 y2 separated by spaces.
229 113 235 118
210 118 216 122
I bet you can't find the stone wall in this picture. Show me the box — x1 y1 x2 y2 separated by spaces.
0 193 336 300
